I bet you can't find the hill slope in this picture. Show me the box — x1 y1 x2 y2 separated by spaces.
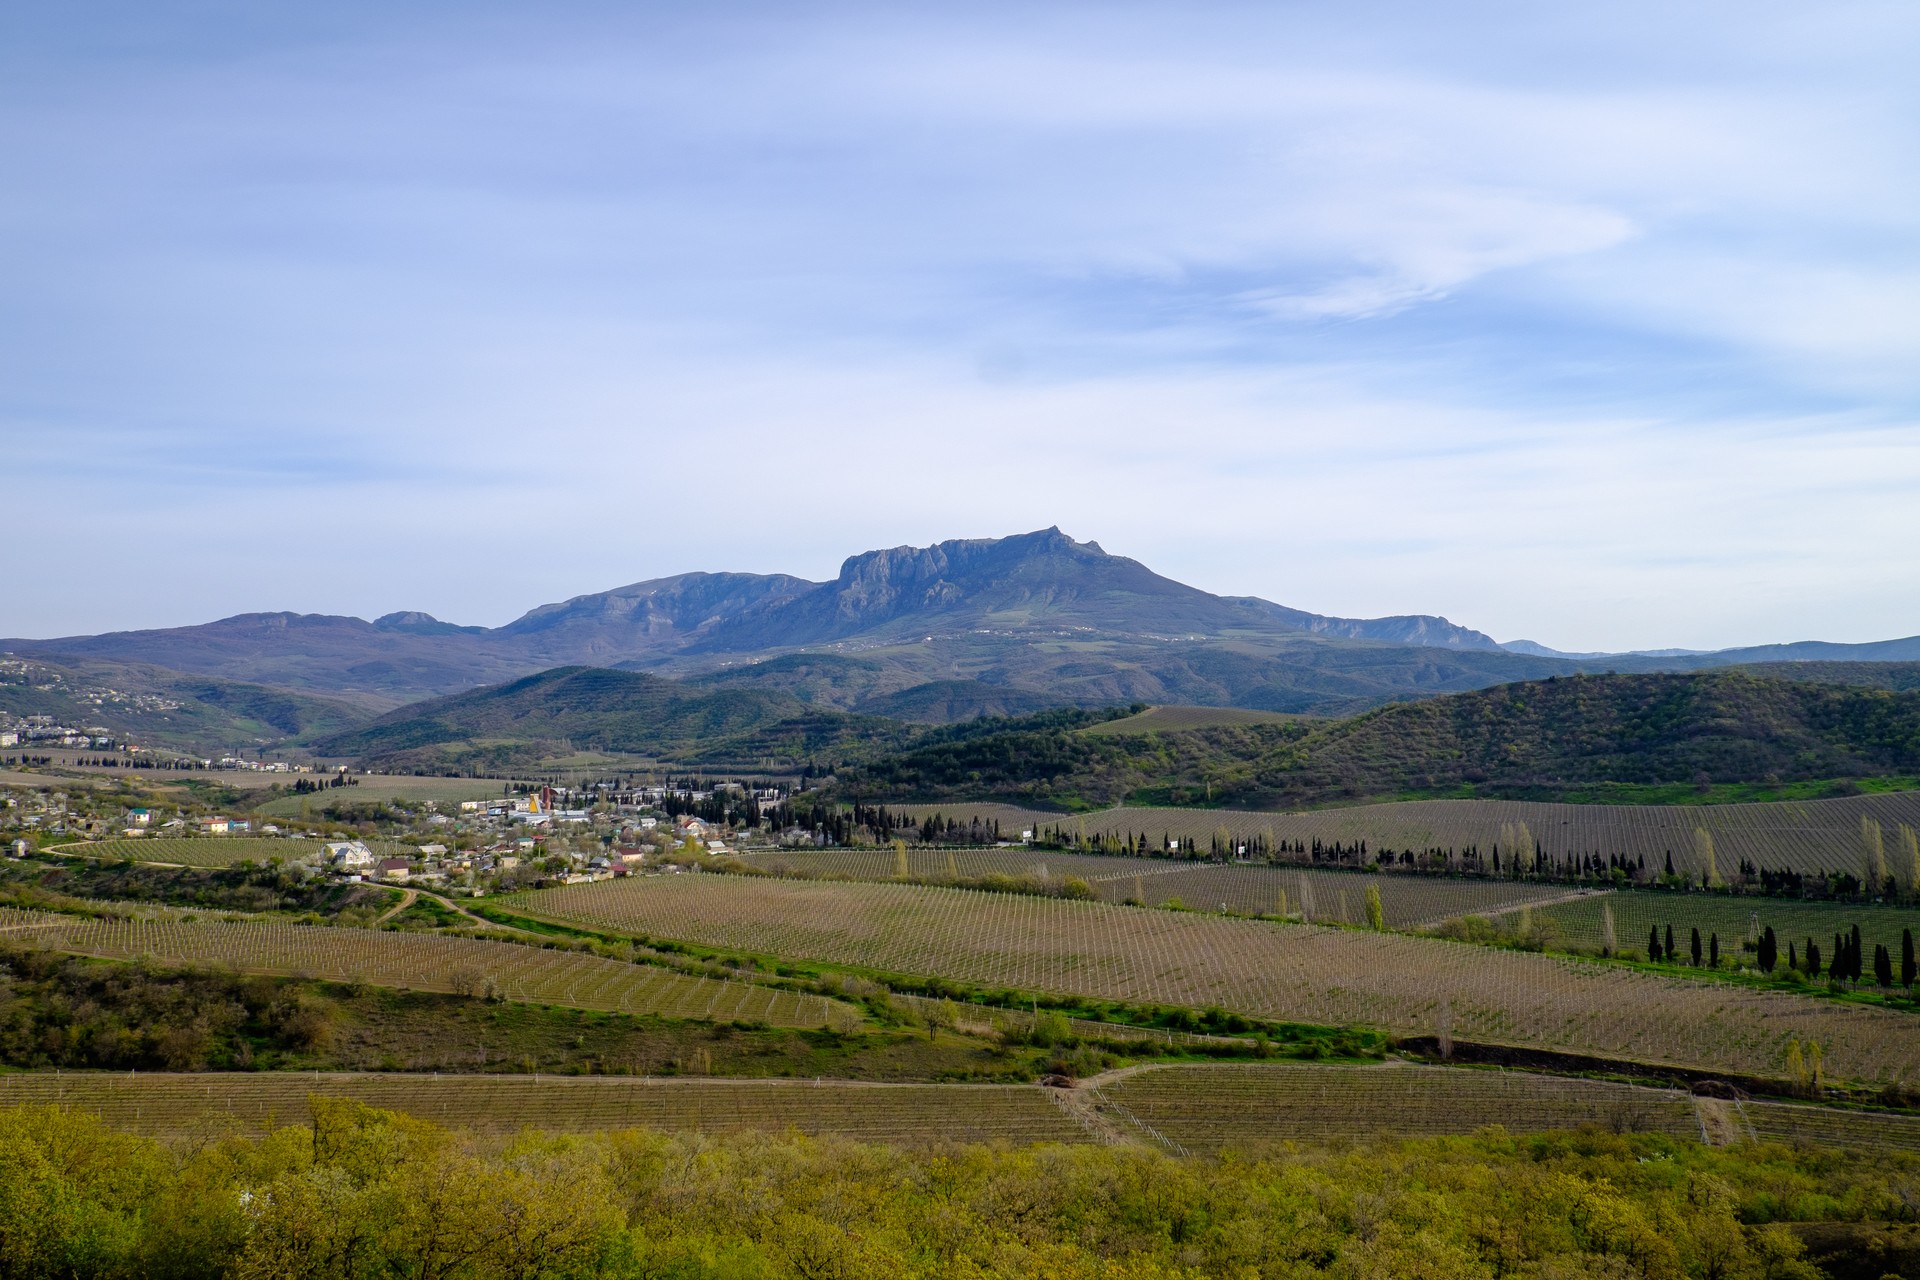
310 666 907 770
834 672 1920 808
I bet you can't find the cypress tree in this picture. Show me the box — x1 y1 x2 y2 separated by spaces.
1691 927 1703 967
1875 943 1894 988
1666 924 1676 961
1710 932 1720 968
1851 925 1865 982
1808 939 1822 976
1904 928 1916 989
1787 940 1797 972
1648 927 1663 962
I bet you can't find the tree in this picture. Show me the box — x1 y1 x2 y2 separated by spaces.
1709 932 1719 968
1690 927 1703 967
1904 928 1916 989
1874 943 1894 988
1665 924 1676 962
1759 926 1777 973
1648 927 1663 962
1364 883 1385 931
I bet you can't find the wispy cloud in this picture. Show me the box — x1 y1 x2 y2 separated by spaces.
1 1 1915 646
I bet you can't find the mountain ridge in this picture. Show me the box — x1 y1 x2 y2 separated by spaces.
10 528 1919 719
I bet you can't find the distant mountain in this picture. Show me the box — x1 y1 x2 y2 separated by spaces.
12 528 1920 725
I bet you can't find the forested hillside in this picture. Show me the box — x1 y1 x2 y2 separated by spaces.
836 672 1920 808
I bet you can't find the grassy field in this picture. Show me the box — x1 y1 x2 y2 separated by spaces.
0 1072 1093 1143
743 847 1588 927
1094 1063 1702 1151
896 792 1920 882
503 875 1920 1085
1531 889 1920 964
1080 705 1311 735
0 908 846 1028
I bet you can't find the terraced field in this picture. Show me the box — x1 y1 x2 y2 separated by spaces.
1533 890 1920 964
0 908 845 1028
0 1073 1091 1144
744 848 1586 927
1093 1064 1701 1151
900 793 1920 881
505 876 1920 1084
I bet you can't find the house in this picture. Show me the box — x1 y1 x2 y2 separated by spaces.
675 816 711 840
324 840 376 870
127 808 153 827
375 858 411 882
613 846 647 865
196 816 232 836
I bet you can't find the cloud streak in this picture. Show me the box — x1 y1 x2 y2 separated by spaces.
1 1 1916 648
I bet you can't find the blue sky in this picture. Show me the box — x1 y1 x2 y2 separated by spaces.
4 1 1917 650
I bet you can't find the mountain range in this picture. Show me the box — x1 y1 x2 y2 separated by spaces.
9 528 1920 753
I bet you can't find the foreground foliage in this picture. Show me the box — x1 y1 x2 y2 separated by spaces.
2 1099 1911 1278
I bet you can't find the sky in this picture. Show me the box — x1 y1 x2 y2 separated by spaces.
3 1 1918 651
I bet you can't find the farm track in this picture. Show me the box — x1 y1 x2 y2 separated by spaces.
507 875 1920 1084
373 888 417 925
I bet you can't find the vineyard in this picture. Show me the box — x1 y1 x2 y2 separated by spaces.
0 1072 1092 1144
53 837 362 868
898 791 1920 881
1533 890 1920 962
1092 1063 1701 1151
9 1063 1915 1156
505 875 1920 1083
0 908 845 1028
1743 1099 1920 1155
744 847 1586 927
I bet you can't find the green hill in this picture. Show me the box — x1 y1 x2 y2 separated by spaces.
309 666 911 770
834 672 1920 808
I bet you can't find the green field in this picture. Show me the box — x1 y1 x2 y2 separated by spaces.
504 874 1920 1084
